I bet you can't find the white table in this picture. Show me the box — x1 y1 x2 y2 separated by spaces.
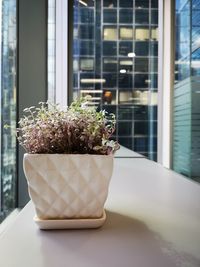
0 158 200 267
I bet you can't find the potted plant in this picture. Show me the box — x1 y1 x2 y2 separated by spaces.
17 96 119 229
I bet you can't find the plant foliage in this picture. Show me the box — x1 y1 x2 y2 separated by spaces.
17 96 119 155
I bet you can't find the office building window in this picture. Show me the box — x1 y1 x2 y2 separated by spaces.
71 0 159 161
0 0 17 222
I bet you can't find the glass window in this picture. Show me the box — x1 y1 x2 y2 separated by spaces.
119 0 133 8
149 57 158 72
102 90 116 104
80 0 94 7
118 122 132 136
134 74 149 88
103 0 117 8
135 27 149 40
150 41 158 56
80 40 94 55
103 41 117 55
151 10 158 25
119 59 133 72
151 27 158 40
103 27 118 40
119 27 133 40
135 58 149 72
80 58 94 71
119 91 133 104
103 73 117 87
71 0 159 161
135 9 149 24
0 0 17 221
79 25 94 39
119 41 133 55
73 59 79 72
79 8 94 23
103 9 117 23
135 0 149 8
151 0 158 8
103 58 117 72
135 41 149 56
119 9 133 24
80 73 95 88
119 74 133 88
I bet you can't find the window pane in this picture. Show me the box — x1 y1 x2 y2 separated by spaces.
119 74 133 88
79 25 94 39
134 74 149 88
119 59 133 72
119 41 133 55
0 0 17 221
135 0 149 8
135 9 149 24
135 58 149 72
119 0 133 8
103 9 117 23
151 10 158 25
119 9 133 24
103 41 117 55
79 8 94 23
71 0 159 161
80 58 94 71
103 27 118 40
80 40 94 55
103 0 117 8
151 27 158 40
103 58 117 72
120 27 133 39
135 27 149 40
135 41 149 56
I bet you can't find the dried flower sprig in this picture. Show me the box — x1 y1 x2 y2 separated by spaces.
17 96 120 155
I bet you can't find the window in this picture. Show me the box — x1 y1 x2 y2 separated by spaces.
135 28 149 40
0 0 17 222
103 27 118 40
69 0 159 161
119 9 133 24
119 27 133 40
103 9 117 23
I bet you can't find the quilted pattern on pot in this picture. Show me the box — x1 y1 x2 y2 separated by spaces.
23 154 113 219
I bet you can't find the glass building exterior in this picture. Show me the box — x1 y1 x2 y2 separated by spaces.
72 0 159 160
0 0 17 221
173 0 200 181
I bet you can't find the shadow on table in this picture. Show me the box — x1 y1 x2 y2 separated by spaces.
37 211 200 267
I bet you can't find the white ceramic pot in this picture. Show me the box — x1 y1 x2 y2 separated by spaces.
23 154 113 220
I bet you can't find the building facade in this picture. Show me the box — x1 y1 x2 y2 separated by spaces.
72 0 159 160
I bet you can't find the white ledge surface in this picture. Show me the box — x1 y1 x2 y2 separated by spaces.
0 158 200 267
